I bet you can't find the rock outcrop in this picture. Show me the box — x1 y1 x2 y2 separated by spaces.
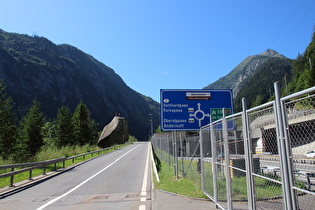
98 116 129 148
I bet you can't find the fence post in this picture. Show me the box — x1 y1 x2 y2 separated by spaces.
180 133 185 178
199 130 205 192
175 131 179 180
222 108 233 210
167 134 171 166
242 98 256 210
172 131 178 180
160 136 162 162
280 92 298 209
210 116 218 204
274 82 296 210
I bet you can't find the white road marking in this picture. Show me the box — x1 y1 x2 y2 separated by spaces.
139 143 150 210
36 144 141 210
141 143 150 197
150 141 160 182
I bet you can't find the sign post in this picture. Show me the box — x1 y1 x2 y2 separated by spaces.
160 89 233 131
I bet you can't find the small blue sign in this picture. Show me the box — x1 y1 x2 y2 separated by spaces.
160 89 233 131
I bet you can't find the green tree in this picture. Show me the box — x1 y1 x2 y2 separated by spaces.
0 81 17 160
42 120 57 149
72 101 98 145
55 105 74 147
290 30 315 93
155 125 162 133
252 95 264 107
18 98 45 159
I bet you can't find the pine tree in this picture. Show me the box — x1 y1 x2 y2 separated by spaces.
19 98 45 159
0 81 17 160
72 101 98 145
42 120 57 149
291 30 315 92
55 105 74 147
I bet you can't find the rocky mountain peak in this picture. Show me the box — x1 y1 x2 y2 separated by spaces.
203 49 290 99
260 49 286 58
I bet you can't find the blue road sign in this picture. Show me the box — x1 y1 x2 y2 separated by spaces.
160 89 233 131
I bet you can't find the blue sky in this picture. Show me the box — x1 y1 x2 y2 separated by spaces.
0 0 314 102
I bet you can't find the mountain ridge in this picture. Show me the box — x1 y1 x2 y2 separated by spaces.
0 29 159 140
203 49 291 98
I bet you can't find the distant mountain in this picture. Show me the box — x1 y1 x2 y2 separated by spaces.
0 29 159 140
203 49 292 111
233 57 292 111
204 49 288 97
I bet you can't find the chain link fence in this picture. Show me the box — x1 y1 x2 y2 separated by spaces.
152 83 315 209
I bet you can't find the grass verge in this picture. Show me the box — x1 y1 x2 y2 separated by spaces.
153 161 207 199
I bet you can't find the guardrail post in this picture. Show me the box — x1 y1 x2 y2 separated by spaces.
10 167 14 187
43 166 46 175
29 170 33 180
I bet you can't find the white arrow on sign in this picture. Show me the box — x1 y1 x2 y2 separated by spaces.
189 103 210 127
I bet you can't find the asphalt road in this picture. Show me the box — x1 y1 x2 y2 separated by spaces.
0 142 152 210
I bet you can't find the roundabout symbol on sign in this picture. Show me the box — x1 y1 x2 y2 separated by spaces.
189 103 210 127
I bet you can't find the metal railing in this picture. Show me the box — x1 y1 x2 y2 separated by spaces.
0 144 124 187
152 83 315 210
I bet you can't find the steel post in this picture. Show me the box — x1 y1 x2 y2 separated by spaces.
274 82 295 210
222 108 233 210
242 98 256 210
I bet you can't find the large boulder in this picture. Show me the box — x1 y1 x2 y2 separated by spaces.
98 116 129 148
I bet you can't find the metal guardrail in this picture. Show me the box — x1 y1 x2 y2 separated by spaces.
0 144 124 187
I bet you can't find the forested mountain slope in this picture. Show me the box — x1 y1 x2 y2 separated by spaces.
0 29 159 140
233 57 293 111
204 30 315 112
203 49 290 99
288 30 315 93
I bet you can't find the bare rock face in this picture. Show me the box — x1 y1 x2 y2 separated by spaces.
98 116 129 148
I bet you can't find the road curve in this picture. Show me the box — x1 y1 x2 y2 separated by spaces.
0 142 152 210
